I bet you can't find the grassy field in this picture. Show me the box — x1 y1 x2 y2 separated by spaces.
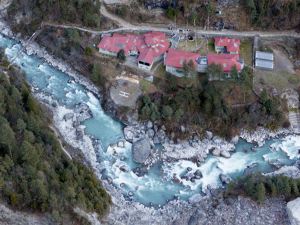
254 70 300 93
177 38 216 55
240 39 253 66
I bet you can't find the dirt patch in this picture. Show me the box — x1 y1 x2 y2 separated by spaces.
273 49 295 74
254 69 300 94
240 39 253 66
110 76 142 108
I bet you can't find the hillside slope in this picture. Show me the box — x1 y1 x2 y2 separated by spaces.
0 55 111 224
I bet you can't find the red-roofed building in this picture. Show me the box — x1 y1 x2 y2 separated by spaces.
164 48 203 77
97 32 170 70
137 32 170 70
98 33 144 56
214 37 240 54
207 53 244 74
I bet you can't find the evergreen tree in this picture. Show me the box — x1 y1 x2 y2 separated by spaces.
256 182 266 204
117 49 126 62
162 105 173 120
270 182 277 197
291 180 299 196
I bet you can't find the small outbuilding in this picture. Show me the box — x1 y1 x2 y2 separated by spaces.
255 51 274 70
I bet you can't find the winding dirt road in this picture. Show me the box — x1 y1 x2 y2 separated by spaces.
41 2 300 38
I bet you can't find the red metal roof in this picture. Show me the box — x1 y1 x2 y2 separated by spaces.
98 32 169 64
138 32 170 64
97 33 144 55
207 53 242 72
164 48 200 68
214 37 240 53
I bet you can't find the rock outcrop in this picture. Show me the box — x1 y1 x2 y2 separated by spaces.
132 138 152 164
0 204 51 225
287 198 300 225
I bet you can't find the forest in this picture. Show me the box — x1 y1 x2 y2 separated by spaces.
0 55 111 224
243 0 300 29
226 173 300 204
138 66 288 139
7 0 101 35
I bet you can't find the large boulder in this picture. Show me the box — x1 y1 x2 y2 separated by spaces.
211 148 221 156
146 121 153 129
220 150 231 158
188 194 203 204
132 138 152 164
124 126 135 142
63 113 74 121
219 174 232 184
287 197 300 225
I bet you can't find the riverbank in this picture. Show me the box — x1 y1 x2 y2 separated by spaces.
1 19 299 225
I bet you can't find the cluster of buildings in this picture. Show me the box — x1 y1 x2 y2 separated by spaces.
98 32 169 71
97 32 244 78
164 36 244 77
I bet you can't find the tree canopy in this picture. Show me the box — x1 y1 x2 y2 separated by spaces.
0 62 111 223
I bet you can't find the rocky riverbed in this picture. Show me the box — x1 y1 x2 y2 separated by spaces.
123 120 292 164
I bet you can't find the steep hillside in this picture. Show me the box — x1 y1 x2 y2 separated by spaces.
0 55 111 224
6 0 101 35
107 0 300 31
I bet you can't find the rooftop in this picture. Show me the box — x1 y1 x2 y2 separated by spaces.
98 32 170 64
164 48 200 68
215 37 240 53
255 51 274 61
207 53 243 72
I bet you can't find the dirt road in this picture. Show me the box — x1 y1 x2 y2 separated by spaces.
42 2 300 38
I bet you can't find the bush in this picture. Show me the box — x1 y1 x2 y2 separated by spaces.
84 47 93 57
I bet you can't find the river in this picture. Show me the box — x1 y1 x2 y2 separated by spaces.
0 33 299 207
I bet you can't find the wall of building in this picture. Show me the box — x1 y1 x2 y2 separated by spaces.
138 61 152 70
166 65 184 77
99 48 117 57
215 46 225 53
138 54 164 71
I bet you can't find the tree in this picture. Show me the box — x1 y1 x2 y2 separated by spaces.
0 119 16 158
230 65 239 81
143 95 151 105
141 105 151 119
182 60 197 78
66 29 80 43
291 179 299 196
270 182 277 197
256 182 266 204
245 0 257 23
16 118 26 133
190 11 199 27
162 105 173 120
174 108 184 121
207 63 223 80
166 7 178 20
84 47 93 56
91 63 106 87
149 103 160 121
117 49 126 62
